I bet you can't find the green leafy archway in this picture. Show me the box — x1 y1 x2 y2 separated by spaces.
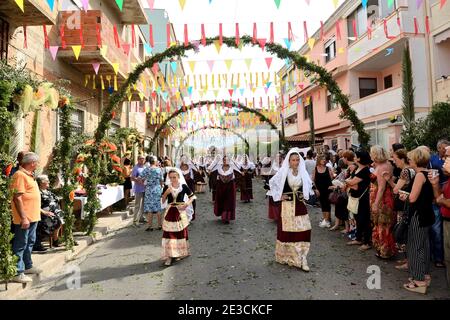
174 126 250 160
83 35 370 234
148 100 282 154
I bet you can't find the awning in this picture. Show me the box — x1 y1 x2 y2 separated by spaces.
285 134 324 143
435 29 450 44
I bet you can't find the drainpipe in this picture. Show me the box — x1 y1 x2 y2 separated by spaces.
424 1 434 108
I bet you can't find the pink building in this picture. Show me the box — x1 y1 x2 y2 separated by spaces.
280 0 433 151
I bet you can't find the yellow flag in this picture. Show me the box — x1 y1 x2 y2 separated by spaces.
308 38 316 50
199 74 203 89
179 0 186 10
100 75 105 90
15 0 24 12
84 75 90 87
194 75 197 90
188 61 196 73
112 63 120 75
72 45 82 60
92 75 96 89
139 92 144 101
114 75 118 91
225 59 233 71
214 40 222 54
333 0 339 8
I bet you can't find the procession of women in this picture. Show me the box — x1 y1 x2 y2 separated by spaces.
130 141 450 295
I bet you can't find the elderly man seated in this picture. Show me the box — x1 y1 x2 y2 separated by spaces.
33 175 65 252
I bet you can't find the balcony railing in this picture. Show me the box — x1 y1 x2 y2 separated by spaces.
435 77 450 103
351 86 402 119
284 123 298 137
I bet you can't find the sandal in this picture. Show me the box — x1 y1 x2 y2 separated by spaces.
347 240 362 246
329 225 339 231
409 276 431 287
358 244 372 251
164 258 172 266
395 263 408 271
403 280 427 294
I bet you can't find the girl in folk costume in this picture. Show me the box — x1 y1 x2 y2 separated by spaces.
210 155 241 224
178 155 198 221
193 156 208 193
266 153 284 221
207 154 222 202
161 168 197 266
240 155 255 203
269 148 314 272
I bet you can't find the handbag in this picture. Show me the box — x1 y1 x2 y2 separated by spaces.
328 190 340 204
347 188 369 215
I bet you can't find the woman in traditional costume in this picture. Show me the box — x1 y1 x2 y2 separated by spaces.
161 168 197 266
266 153 284 221
194 156 208 193
210 155 241 224
240 155 255 203
269 148 314 272
207 154 221 202
179 156 198 221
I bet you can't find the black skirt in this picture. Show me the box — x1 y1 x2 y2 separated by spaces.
123 177 132 190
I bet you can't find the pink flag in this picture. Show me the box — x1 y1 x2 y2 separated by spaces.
265 57 273 69
207 60 215 72
81 0 89 12
147 0 155 10
92 62 100 75
49 46 59 61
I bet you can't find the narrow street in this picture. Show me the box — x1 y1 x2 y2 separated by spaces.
34 179 450 300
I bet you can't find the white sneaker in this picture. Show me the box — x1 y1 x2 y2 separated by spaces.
24 266 42 275
323 221 331 228
319 220 329 228
12 273 33 283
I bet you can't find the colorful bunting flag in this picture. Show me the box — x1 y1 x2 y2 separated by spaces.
92 63 100 75
115 0 123 11
46 0 55 11
49 46 58 61
265 57 273 70
274 0 281 9
112 62 120 75
15 0 24 12
72 45 81 60
179 0 186 10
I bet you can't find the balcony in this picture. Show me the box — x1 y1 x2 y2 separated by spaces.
284 123 298 137
0 0 58 25
57 10 150 99
110 0 148 25
435 77 450 103
283 101 298 118
351 86 402 120
431 1 450 34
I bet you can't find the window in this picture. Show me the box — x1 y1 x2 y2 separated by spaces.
304 101 311 120
70 109 85 135
379 0 396 19
347 0 380 44
327 92 338 111
384 75 393 89
325 39 336 63
0 17 9 60
359 78 377 98
281 75 288 95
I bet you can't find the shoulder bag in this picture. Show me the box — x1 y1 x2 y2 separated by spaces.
347 187 369 215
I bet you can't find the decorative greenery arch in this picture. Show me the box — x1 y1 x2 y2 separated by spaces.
148 100 282 154
83 35 370 234
174 126 250 160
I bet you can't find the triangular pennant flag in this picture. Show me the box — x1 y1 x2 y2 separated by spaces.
81 0 89 12
362 0 368 9
138 92 145 101
228 89 234 97
333 0 339 8
264 87 269 95
239 88 245 96
147 0 155 10
72 45 82 60
170 61 178 73
92 63 100 75
308 37 316 50
207 60 215 72
15 0 24 12
179 0 186 10
144 43 152 55
188 61 196 73
49 46 59 61
46 0 55 11
162 91 169 101
214 40 222 54
416 0 424 9
115 0 123 11
112 63 120 75
265 57 273 70
283 38 291 50
441 0 447 9
188 86 193 95
122 43 130 56
266 81 272 88
224 59 233 71
213 90 219 98
152 63 159 74
274 0 281 9
254 39 265 51
245 59 252 70
100 45 108 56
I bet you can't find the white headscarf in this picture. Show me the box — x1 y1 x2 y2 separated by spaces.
269 148 313 202
241 154 255 170
163 167 195 221
177 155 198 179
207 154 241 174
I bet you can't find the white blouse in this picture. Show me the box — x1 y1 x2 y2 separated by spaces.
287 168 302 192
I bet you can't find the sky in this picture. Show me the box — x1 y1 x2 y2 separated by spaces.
142 0 343 105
